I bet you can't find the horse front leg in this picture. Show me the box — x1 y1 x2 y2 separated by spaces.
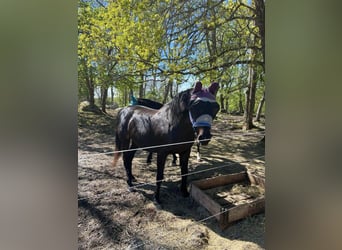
154 152 167 204
179 148 191 197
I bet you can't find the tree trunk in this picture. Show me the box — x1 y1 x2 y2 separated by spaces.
243 65 257 130
139 84 144 98
101 86 108 113
139 74 145 98
111 86 114 104
220 93 225 112
170 80 174 98
87 81 95 107
224 81 230 114
83 60 95 107
124 87 127 106
243 88 249 118
162 80 171 104
255 91 265 121
152 72 157 94
254 0 265 70
239 88 244 114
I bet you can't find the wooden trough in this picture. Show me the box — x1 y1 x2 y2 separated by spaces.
190 171 265 230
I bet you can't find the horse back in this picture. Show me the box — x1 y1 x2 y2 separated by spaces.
116 103 194 153
137 98 163 109
116 106 158 143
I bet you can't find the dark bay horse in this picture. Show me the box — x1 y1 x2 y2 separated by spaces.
136 98 204 162
134 98 178 165
113 81 220 204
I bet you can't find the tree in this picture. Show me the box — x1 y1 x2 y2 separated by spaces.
240 0 264 129
78 1 97 107
255 90 265 121
78 0 165 111
243 59 258 130
77 0 265 121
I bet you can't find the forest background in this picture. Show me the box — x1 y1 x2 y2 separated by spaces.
78 0 265 130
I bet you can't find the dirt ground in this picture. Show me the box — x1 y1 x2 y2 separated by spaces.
78 106 265 250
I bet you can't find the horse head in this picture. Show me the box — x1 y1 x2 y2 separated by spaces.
189 81 220 145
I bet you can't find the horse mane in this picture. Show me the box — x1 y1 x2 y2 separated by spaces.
162 88 192 121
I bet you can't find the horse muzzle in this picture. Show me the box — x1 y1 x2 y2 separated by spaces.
195 127 212 145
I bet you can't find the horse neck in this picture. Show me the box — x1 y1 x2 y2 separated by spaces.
170 108 190 125
162 90 192 128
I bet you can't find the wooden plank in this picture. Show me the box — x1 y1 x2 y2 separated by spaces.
191 172 265 230
226 197 265 223
192 172 247 190
247 171 265 189
190 184 221 220
219 207 230 229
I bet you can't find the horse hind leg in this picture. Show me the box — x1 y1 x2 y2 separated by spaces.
123 148 137 187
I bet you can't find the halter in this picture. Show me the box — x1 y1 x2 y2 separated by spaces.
189 112 213 128
189 95 217 128
189 81 219 129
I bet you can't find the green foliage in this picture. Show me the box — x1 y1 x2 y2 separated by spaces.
78 0 265 112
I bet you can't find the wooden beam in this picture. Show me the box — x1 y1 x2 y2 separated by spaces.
190 184 221 220
192 172 247 190
247 171 265 189
227 197 265 224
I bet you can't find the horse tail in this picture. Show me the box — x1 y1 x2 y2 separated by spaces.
113 131 122 167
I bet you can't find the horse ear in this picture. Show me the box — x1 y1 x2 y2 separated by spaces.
193 81 202 93
208 82 219 96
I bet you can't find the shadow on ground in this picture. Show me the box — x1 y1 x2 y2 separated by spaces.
78 109 265 249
